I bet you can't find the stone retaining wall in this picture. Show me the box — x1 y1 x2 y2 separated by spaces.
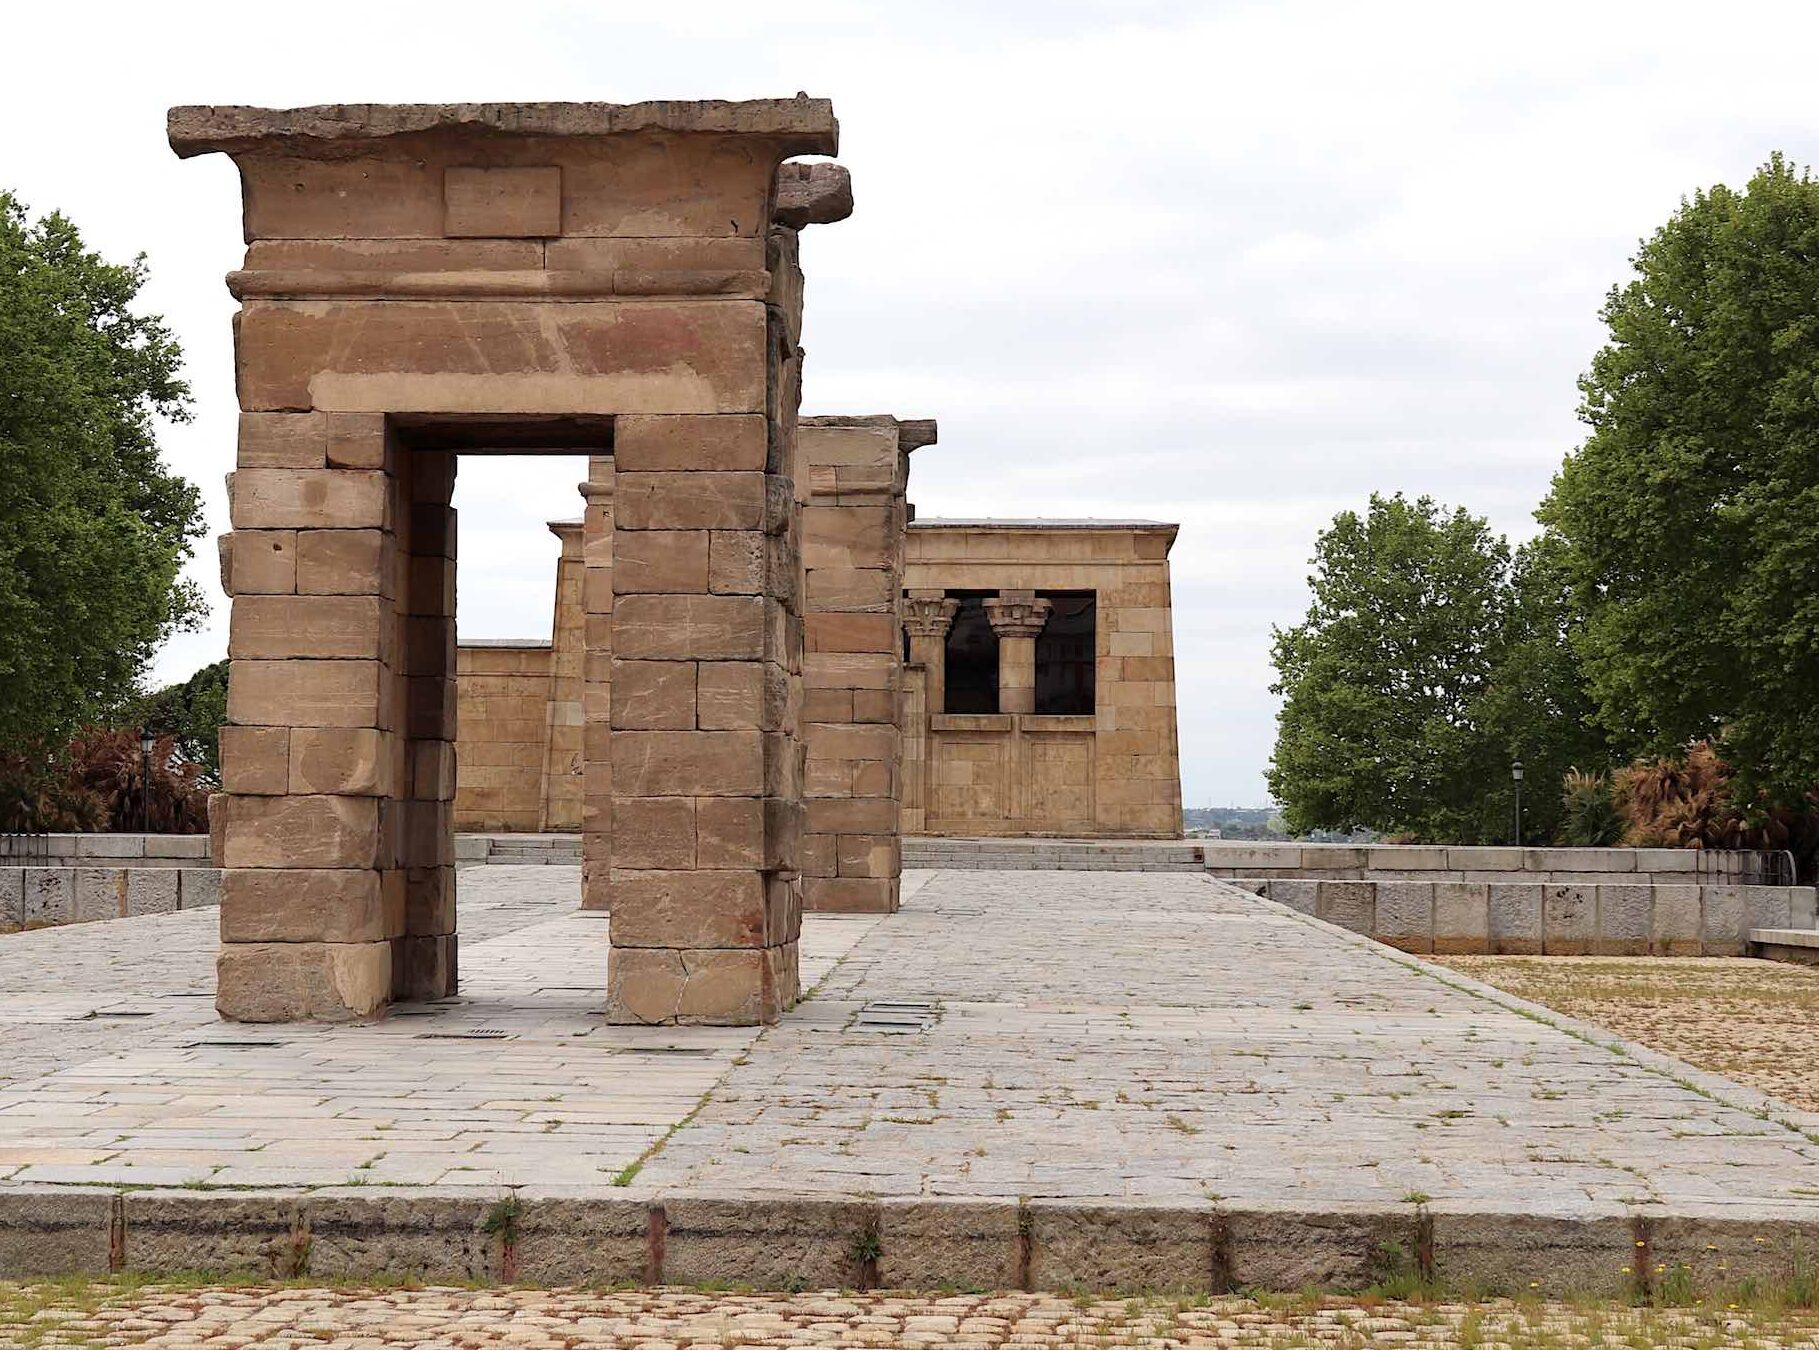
2 834 210 868
1240 877 1818 956
1204 842 1786 885
0 866 221 929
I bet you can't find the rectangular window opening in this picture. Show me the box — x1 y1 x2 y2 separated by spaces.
1034 590 1095 715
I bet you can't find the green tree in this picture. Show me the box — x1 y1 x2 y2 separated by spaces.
123 658 228 783
1539 155 1819 807
1268 495 1607 842
0 191 203 751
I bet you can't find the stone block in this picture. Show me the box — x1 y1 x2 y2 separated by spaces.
220 725 290 795
1430 1212 1633 1298
876 1200 1020 1292
806 612 898 654
1269 879 1318 915
607 944 792 1026
1225 1207 1409 1292
1593 884 1651 955
239 411 328 468
612 798 696 870
697 660 771 730
512 1198 649 1287
444 165 562 238
696 797 765 869
613 529 708 593
615 594 765 661
1632 847 1699 876
1445 847 1523 872
1743 884 1794 931
235 299 768 416
1432 883 1490 954
297 1193 494 1283
1793 887 1818 930
74 868 123 922
804 877 897 913
613 730 763 797
1649 884 1703 955
611 661 696 730
296 529 387 595
288 728 392 796
0 1189 114 1276
612 414 767 472
393 933 458 1001
221 869 389 943
1366 846 1447 871
122 1193 303 1278
1542 885 1597 954
220 795 381 869
228 659 382 728
1029 1202 1214 1293
1527 847 1633 874
1314 881 1374 935
662 1198 874 1291
227 529 297 593
609 869 768 948
126 868 181 917
616 471 765 531
706 529 768 595
1372 882 1434 952
178 868 222 909
1488 883 1543 954
1701 885 1748 954
1648 1215 1819 1298
0 868 20 926
216 940 391 1021
230 468 387 530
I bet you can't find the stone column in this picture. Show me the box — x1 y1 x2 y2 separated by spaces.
579 458 613 910
903 592 959 715
984 592 1052 716
605 413 801 1024
539 517 586 833
798 417 932 913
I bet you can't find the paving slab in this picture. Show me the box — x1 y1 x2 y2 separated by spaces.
3 864 1819 1291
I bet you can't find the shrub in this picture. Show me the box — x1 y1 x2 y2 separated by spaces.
1558 769 1625 847
0 727 208 833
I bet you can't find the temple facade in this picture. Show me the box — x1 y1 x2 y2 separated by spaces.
453 434 1185 883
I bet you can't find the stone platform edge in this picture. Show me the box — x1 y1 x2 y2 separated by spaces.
5 1187 1819 1298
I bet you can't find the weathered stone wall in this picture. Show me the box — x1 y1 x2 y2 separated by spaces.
796 417 930 913
452 642 553 833
181 98 844 1024
0 866 220 928
1246 876 1818 957
901 522 1183 839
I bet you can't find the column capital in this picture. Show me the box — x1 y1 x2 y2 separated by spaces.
903 595 959 639
984 593 1052 640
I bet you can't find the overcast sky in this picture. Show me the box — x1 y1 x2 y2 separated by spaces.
4 0 1815 806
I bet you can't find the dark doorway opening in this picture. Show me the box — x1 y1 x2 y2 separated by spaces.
943 591 999 714
1035 591 1096 715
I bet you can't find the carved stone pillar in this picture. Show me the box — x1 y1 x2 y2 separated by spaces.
984 591 1052 716
903 592 959 715
579 458 613 910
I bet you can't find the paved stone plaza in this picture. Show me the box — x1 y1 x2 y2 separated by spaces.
2 865 1819 1287
3 864 1817 1202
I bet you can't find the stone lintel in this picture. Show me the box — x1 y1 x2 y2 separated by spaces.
168 99 839 159
774 162 854 228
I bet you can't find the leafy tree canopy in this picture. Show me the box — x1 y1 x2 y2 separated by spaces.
0 191 203 751
1539 154 1819 808
1268 494 1606 843
122 658 227 783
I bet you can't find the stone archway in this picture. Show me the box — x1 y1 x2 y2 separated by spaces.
178 99 847 1026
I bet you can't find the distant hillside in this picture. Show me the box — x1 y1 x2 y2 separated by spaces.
1183 807 1376 843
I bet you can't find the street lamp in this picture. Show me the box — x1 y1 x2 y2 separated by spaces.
1511 760 1525 847
139 729 155 834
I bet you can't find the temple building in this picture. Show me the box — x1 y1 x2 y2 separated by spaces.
452 419 1184 913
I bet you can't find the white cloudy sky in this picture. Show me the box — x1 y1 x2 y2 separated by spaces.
3 0 1815 806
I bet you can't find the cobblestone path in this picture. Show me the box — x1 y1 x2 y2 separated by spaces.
6 1286 1819 1349
641 871 1819 1212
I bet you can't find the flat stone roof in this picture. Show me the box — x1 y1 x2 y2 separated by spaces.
910 518 1178 531
168 99 839 158
459 638 552 649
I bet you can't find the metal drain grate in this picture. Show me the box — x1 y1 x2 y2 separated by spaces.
182 1039 282 1050
415 1029 512 1041
851 999 939 1033
86 1010 154 1019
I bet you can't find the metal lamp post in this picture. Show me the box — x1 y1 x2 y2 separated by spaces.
139 728 154 834
1511 760 1524 847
